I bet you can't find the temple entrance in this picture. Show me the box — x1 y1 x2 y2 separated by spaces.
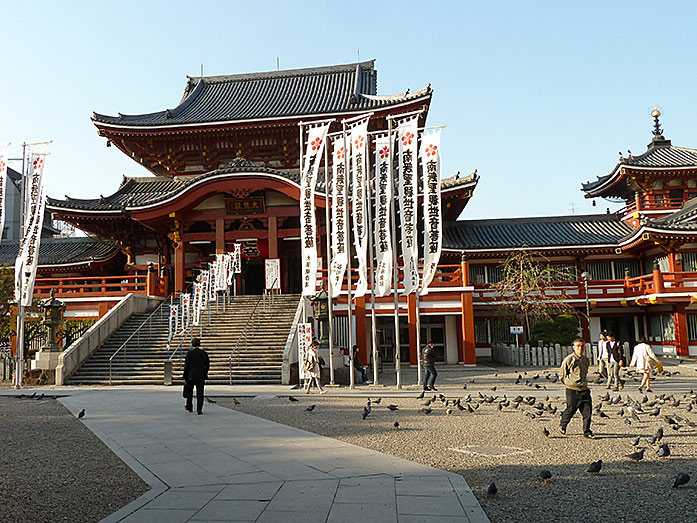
420 317 446 363
601 316 636 347
242 258 265 295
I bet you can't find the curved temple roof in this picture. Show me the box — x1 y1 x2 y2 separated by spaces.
0 237 120 267
92 61 431 128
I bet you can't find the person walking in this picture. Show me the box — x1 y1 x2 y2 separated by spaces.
422 341 438 391
559 338 594 438
606 333 625 391
597 330 609 379
183 337 210 415
630 336 660 393
304 340 326 394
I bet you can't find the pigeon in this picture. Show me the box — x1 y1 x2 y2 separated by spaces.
467 404 474 413
30 392 37 399
486 482 497 496
456 403 465 411
587 460 602 473
420 408 433 415
366 399 372 408
77 409 85 419
491 386 497 392
626 449 645 461
539 469 552 482
598 410 609 419
462 384 467 390
651 427 664 444
205 397 217 404
542 427 550 438
631 437 640 446
393 421 399 429
657 443 670 457
624 418 632 426
374 398 382 404
417 391 425 399
288 396 299 402
232 397 241 406
362 407 370 420
305 405 316 412
649 407 660 417
446 408 453 415
673 472 690 488
386 405 399 411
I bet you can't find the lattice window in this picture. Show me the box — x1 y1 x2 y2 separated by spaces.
614 260 641 278
469 266 486 285
587 262 612 280
545 264 577 282
649 314 675 342
688 315 697 342
490 319 515 343
488 265 504 283
682 252 697 272
474 319 489 343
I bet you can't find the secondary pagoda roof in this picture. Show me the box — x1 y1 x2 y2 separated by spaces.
582 112 697 199
0 237 120 267
92 60 431 129
445 214 634 252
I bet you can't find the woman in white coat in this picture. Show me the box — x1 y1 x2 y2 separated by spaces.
304 340 326 394
630 336 659 393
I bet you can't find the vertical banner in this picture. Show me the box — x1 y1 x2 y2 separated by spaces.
208 264 217 302
373 134 393 297
215 254 227 291
420 129 443 294
265 258 281 290
15 149 48 306
297 322 313 380
192 283 202 326
397 116 419 295
168 305 179 342
350 116 370 297
200 270 210 310
180 293 191 331
300 122 331 296
0 143 8 245
329 137 348 298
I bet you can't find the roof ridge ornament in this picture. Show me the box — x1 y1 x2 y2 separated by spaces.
221 153 254 170
652 107 663 138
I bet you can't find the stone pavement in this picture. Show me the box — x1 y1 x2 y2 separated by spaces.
56 389 489 523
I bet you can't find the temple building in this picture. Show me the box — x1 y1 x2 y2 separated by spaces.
19 62 697 372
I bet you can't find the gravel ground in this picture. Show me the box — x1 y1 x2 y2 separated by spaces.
0 395 148 523
219 366 697 523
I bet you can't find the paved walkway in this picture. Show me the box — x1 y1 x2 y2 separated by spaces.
56 389 489 523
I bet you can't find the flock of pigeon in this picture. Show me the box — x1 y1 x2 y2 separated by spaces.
286 370 695 496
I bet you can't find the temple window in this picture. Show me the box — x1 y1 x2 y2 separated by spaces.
614 260 641 278
469 265 485 284
681 252 697 272
586 262 612 280
474 319 489 343
649 314 675 342
687 315 697 341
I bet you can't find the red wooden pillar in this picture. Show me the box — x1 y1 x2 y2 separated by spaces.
174 241 186 292
355 295 367 362
652 260 664 293
460 253 476 365
674 305 690 357
407 293 418 366
268 215 278 259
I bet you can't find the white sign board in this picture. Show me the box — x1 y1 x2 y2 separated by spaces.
510 326 524 335
265 258 281 290
297 322 313 380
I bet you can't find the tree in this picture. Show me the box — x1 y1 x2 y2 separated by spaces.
491 250 578 340
529 315 580 346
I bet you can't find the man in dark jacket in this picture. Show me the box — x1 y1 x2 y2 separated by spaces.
606 332 625 391
559 338 594 438
422 341 437 391
183 337 210 415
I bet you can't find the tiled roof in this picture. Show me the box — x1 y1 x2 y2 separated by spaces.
48 157 478 213
444 214 634 250
92 61 431 127
0 237 120 267
582 138 697 193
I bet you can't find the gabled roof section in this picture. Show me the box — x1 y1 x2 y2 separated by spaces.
92 60 431 128
445 214 634 251
0 237 120 267
582 114 697 198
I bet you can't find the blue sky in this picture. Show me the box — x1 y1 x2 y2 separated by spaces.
3 1 697 219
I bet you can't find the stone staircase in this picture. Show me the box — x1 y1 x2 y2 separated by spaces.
67 294 301 385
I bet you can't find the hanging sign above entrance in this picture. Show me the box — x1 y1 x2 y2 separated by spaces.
265 258 281 290
225 196 266 216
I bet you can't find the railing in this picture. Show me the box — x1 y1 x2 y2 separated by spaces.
33 274 167 299
621 196 687 215
228 278 277 384
108 294 171 384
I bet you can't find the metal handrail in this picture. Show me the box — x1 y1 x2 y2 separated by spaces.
228 278 277 384
108 293 173 384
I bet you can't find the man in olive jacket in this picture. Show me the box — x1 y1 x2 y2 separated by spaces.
183 337 210 415
559 338 594 438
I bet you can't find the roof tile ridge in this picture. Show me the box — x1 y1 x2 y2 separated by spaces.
185 60 377 85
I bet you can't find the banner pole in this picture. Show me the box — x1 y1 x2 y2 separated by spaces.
415 289 422 385
323 140 335 386
343 121 355 389
366 162 379 386
388 120 402 389
299 122 307 323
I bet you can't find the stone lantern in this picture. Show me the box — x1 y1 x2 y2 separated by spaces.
32 289 66 374
310 287 329 343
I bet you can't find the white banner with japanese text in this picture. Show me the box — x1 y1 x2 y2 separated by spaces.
297 322 313 380
373 134 393 297
420 129 443 295
192 282 202 326
180 293 191 331
397 116 419 295
300 122 331 296
265 258 281 290
329 137 348 298
15 148 48 306
350 117 370 297
0 143 8 246
168 305 179 342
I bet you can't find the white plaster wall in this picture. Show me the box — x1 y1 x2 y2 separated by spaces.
590 317 601 342
445 315 458 364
